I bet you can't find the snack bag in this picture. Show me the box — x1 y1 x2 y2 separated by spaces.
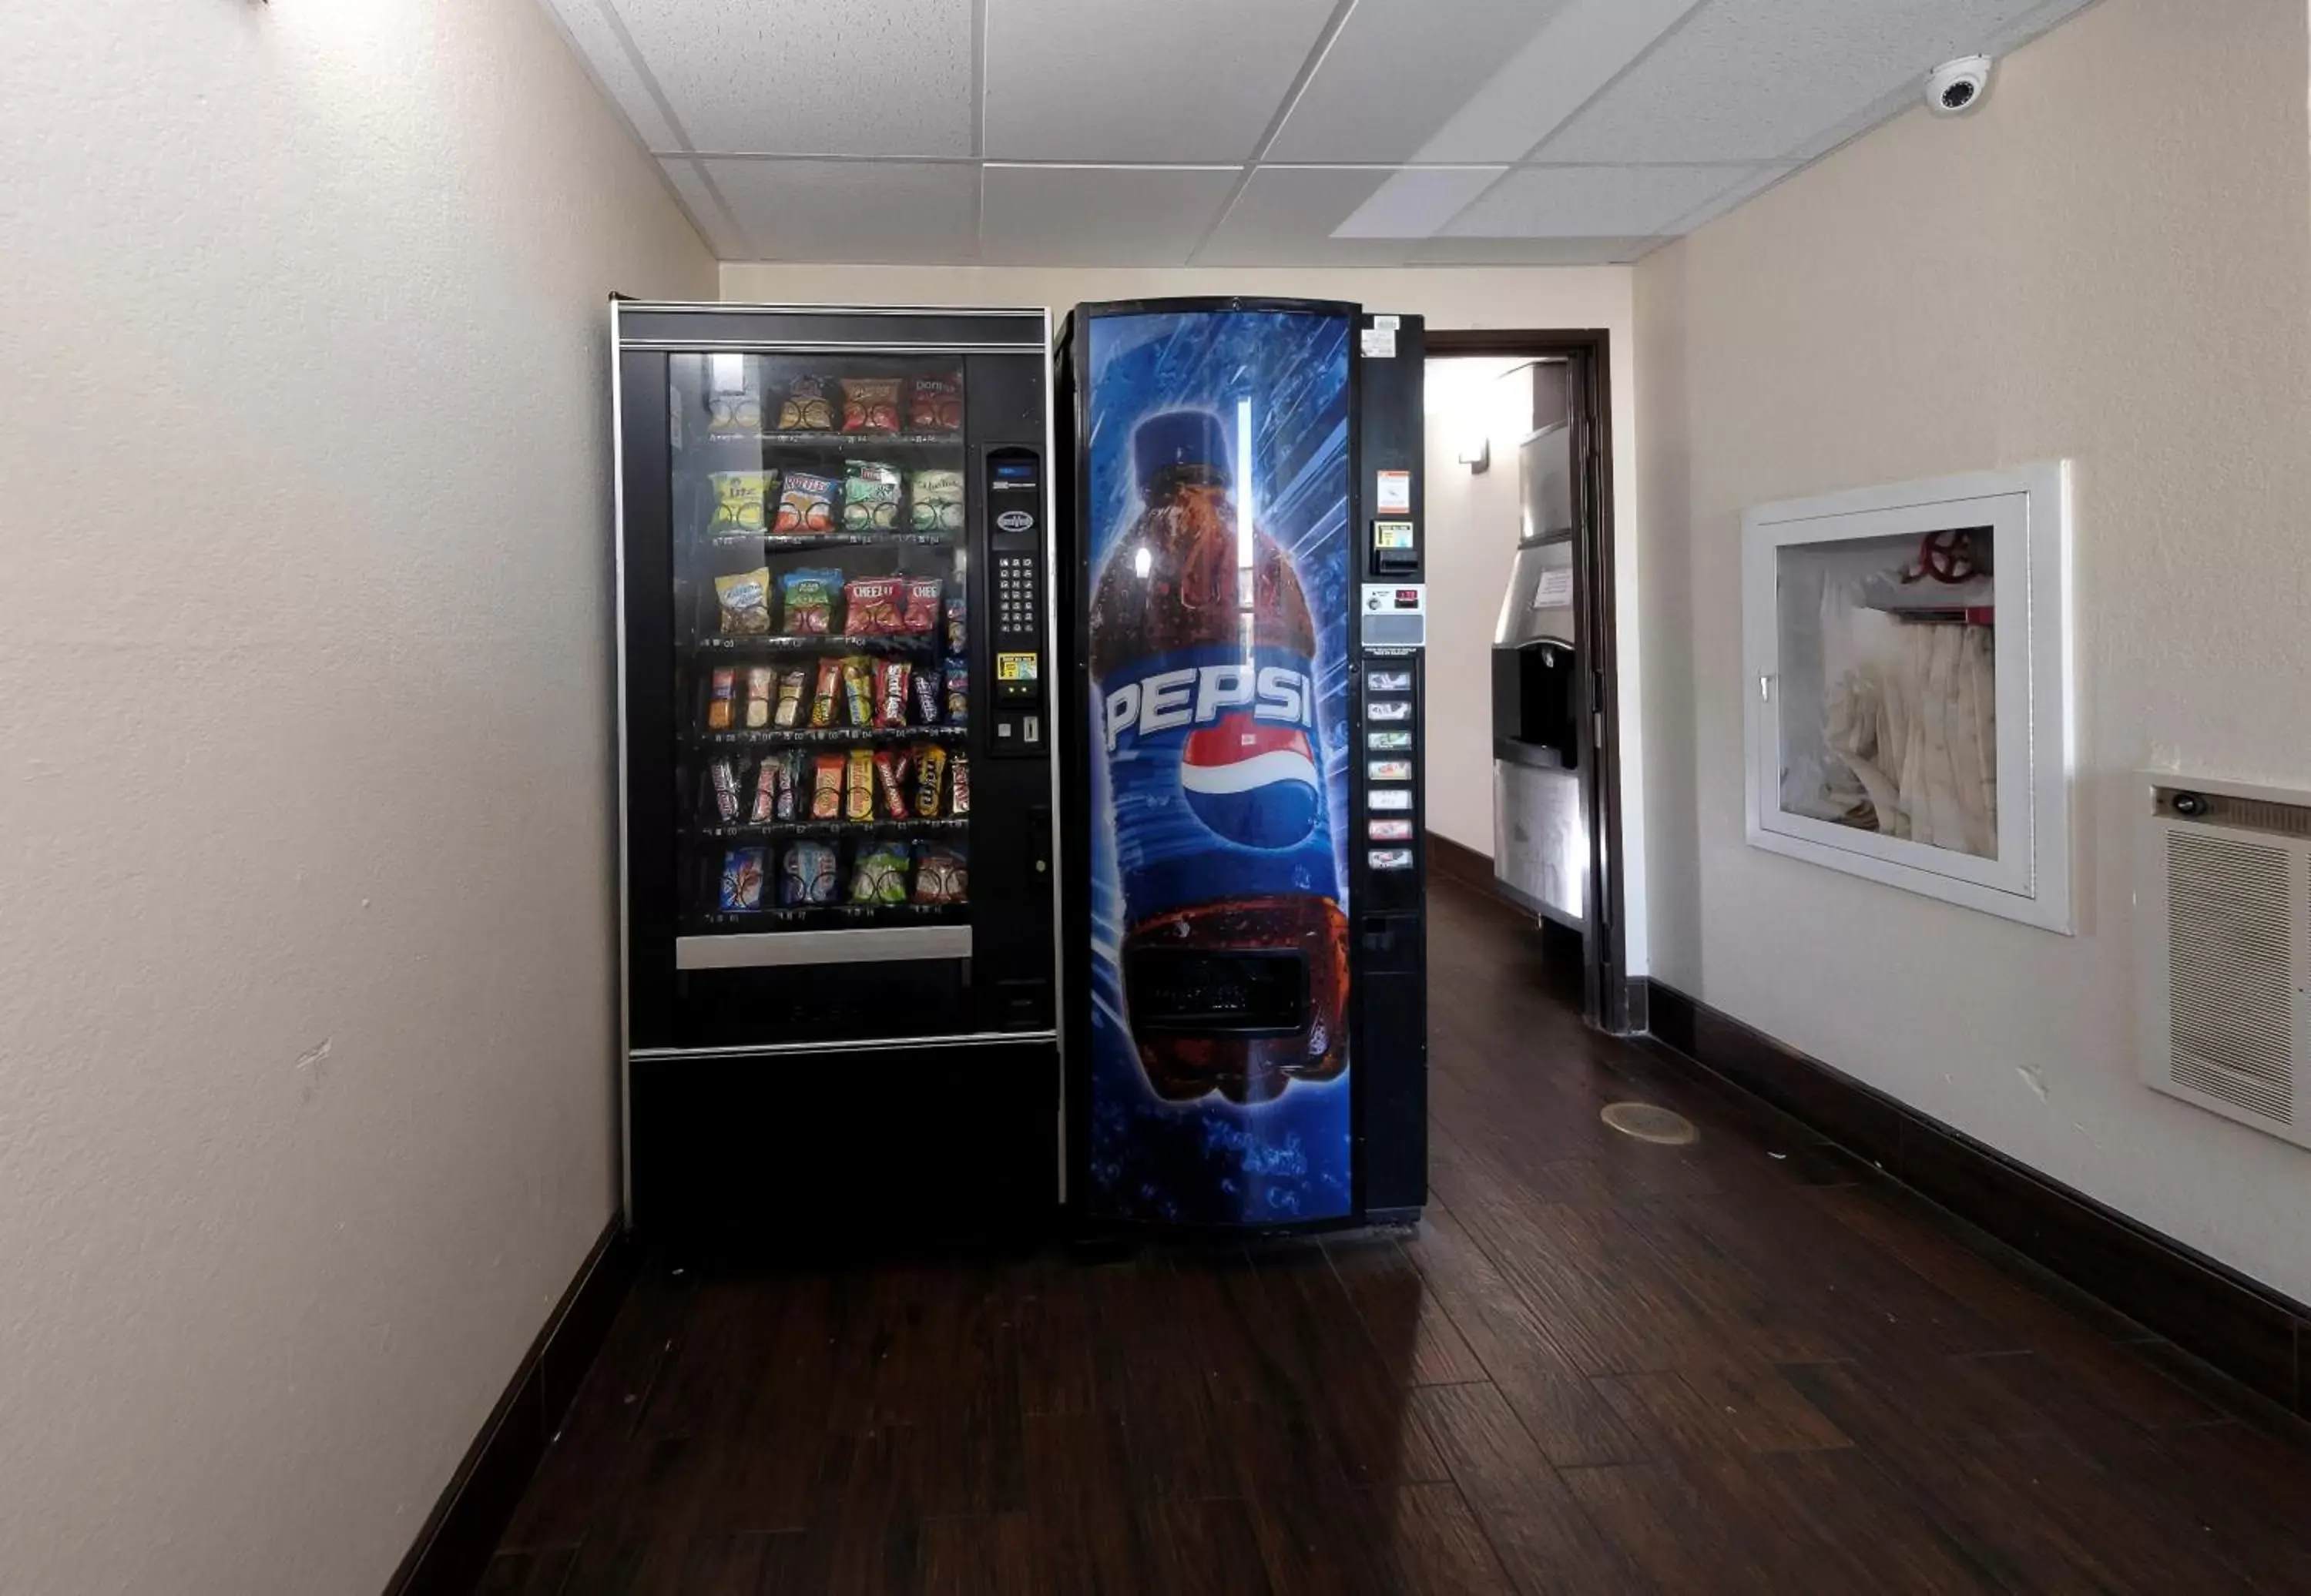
912 845 968 904
907 469 965 532
873 659 911 729
779 568 840 635
911 662 942 726
850 843 912 905
912 745 947 818
840 461 902 531
809 753 845 820
901 576 944 634
943 658 969 725
840 377 900 434
844 747 875 822
743 666 775 729
706 666 736 731
719 847 766 911
749 757 779 823
839 657 874 727
949 750 971 817
843 576 904 635
872 750 910 820
706 380 763 438
773 667 807 729
909 372 963 433
716 568 771 635
772 750 802 821
776 374 834 431
782 841 838 906
944 588 968 656
774 471 837 535
707 471 775 535
810 658 841 728
706 757 742 823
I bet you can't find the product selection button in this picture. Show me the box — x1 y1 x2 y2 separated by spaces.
1367 847 1416 871
1368 818 1415 841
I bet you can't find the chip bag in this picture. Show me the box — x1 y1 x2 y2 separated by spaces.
715 568 771 635
775 471 837 535
849 842 912 905
719 847 766 911
909 371 963 433
908 469 965 533
707 471 775 536
776 374 834 431
779 568 840 635
782 840 838 906
841 461 902 531
844 576 904 635
840 377 901 434
912 845 968 904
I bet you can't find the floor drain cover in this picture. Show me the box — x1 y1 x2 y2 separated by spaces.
1601 1101 1699 1145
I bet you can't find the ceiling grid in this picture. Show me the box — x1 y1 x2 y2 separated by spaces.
540 0 2098 267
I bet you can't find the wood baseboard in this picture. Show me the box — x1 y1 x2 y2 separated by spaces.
1645 979 2308 1420
1424 831 1497 896
383 1218 639 1596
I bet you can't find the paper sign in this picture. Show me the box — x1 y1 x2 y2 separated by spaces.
1360 327 1397 359
996 652 1038 682
1372 519 1416 550
1532 568 1574 609
1376 470 1411 512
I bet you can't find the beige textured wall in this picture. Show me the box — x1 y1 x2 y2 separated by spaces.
0 2 714 1590
724 263 1649 961
1635 0 2311 1300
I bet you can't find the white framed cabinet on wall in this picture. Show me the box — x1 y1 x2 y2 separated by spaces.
1741 462 2073 932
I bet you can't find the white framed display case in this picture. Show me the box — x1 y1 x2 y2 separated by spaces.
1741 462 2073 932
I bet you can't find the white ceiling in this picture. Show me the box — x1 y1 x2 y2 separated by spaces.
538 0 2097 267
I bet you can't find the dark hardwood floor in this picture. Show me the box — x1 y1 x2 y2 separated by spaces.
484 877 2311 1594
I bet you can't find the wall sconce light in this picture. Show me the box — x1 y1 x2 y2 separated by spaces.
1457 434 1491 474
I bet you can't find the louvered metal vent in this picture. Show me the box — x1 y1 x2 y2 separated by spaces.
2164 833 2293 1122
2138 777 2310 1150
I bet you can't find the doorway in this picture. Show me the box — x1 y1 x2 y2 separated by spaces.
1422 331 1631 1032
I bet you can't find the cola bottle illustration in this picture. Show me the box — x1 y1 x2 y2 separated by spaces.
1089 408 1348 1104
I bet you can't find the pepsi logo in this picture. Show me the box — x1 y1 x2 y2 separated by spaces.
1179 713 1320 849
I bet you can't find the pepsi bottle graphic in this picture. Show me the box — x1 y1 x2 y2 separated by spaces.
1089 408 1348 1104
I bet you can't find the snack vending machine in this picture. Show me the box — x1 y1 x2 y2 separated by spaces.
1057 299 1429 1236
613 303 1061 1244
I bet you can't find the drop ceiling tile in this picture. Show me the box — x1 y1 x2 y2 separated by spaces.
1535 0 2062 164
1331 167 1508 239
1414 0 1707 162
1441 164 1763 239
983 0 1339 163
658 158 752 256
539 0 683 151
609 0 974 156
1409 236 1659 266
1266 0 1575 163
1196 168 1422 267
698 159 980 263
980 166 1240 266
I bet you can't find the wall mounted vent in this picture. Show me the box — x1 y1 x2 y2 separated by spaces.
2137 774 2311 1148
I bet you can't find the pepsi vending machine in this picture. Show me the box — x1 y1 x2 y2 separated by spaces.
1057 299 1428 1235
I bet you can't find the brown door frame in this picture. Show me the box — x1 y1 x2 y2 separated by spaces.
1424 329 1635 1034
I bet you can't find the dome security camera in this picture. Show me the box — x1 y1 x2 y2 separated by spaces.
1926 55 1993 116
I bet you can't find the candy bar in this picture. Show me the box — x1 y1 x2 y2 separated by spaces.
839 656 874 728
911 662 942 726
810 658 841 728
943 658 968 725
949 750 971 817
715 568 770 635
873 749 911 820
944 588 968 656
844 747 874 823
743 666 774 729
874 659 911 729
750 757 778 823
772 750 801 821
773 666 806 729
707 757 741 824
810 753 844 820
706 666 736 731
912 745 947 818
